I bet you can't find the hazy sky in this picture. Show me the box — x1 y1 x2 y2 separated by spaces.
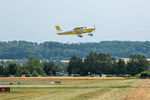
0 0 150 43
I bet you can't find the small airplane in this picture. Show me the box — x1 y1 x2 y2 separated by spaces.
55 25 96 37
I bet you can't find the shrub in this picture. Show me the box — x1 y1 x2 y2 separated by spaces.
135 74 141 78
122 74 131 77
140 71 150 78
107 74 117 77
88 74 95 77
73 74 80 77
25 74 32 77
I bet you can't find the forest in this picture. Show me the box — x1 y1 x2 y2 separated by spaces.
0 40 150 60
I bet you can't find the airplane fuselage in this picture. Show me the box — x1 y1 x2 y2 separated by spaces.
57 27 95 35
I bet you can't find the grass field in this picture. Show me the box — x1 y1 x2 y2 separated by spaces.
0 77 150 100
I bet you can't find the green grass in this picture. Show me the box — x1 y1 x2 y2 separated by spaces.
10 85 132 89
0 78 150 100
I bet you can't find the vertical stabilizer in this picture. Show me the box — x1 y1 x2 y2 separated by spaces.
55 25 62 31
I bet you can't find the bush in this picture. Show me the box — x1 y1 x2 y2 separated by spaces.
140 71 150 78
25 74 32 77
107 74 117 77
73 74 80 77
135 74 141 78
88 74 95 77
122 74 131 77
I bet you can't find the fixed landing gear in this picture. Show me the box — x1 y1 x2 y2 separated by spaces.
88 33 94 36
77 34 83 38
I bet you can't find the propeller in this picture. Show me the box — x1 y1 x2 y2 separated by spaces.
88 25 96 36
93 24 95 28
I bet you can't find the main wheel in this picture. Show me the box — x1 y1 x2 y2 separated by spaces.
88 34 94 36
78 35 83 38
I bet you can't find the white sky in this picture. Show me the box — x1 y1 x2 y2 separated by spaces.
0 0 150 43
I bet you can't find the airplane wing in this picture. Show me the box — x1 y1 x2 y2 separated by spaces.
73 27 84 34
74 27 81 30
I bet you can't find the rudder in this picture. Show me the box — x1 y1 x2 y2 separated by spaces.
55 25 62 31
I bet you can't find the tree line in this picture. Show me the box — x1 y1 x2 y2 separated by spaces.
0 52 149 77
67 52 149 76
0 57 61 77
1 41 150 60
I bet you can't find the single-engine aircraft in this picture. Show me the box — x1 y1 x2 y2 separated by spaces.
55 25 96 37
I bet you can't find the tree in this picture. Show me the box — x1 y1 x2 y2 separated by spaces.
24 57 45 75
7 62 20 76
32 70 38 76
3 66 9 76
21 68 30 74
67 56 83 75
43 61 61 76
83 52 98 75
115 59 126 75
84 52 116 75
61 63 68 74
99 54 116 74
127 54 149 75
0 65 3 75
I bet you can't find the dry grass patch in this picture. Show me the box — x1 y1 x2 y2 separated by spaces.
124 79 150 100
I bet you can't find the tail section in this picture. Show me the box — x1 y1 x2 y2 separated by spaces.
55 25 62 31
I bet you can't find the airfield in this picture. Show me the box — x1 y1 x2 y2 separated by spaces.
0 77 150 100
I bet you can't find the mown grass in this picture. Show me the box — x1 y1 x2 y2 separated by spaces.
0 78 126 85
0 78 150 100
10 85 132 89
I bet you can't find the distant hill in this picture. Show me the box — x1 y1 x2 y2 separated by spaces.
0 40 150 60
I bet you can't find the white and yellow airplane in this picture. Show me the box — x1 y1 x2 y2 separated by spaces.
55 25 96 37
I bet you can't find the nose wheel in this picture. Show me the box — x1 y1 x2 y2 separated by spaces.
78 34 83 38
